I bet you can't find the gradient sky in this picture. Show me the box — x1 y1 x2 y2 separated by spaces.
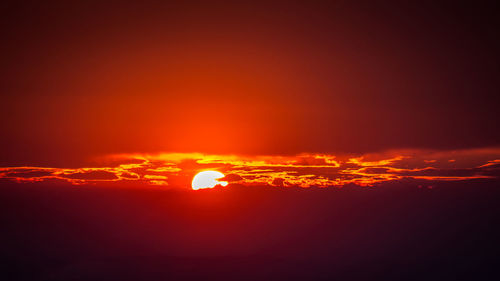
2 3 500 280
1 1 499 188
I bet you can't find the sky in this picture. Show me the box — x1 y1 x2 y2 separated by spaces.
2 2 500 280
1 0 499 187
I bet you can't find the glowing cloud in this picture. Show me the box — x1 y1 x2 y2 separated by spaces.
0 148 499 188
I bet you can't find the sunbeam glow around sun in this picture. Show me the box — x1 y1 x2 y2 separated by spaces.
191 171 228 190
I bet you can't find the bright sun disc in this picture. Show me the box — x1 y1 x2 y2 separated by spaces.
191 171 228 190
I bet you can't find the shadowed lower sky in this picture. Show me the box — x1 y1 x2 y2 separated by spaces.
1 0 499 168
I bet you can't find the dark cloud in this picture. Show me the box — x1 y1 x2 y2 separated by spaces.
61 171 118 180
271 178 286 187
220 174 243 182
4 170 53 178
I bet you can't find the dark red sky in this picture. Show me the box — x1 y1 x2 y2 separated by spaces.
1 0 499 167
2 3 500 279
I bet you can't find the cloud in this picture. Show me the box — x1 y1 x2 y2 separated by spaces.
271 178 286 187
220 173 244 182
4 169 54 178
1 148 499 188
60 170 118 180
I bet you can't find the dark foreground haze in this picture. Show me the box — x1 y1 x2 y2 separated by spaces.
2 181 499 281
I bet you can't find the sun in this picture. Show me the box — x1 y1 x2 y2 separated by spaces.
191 171 228 190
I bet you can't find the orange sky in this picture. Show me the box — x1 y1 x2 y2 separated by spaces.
1 1 500 169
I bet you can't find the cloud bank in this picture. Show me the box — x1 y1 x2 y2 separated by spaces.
1 148 499 188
